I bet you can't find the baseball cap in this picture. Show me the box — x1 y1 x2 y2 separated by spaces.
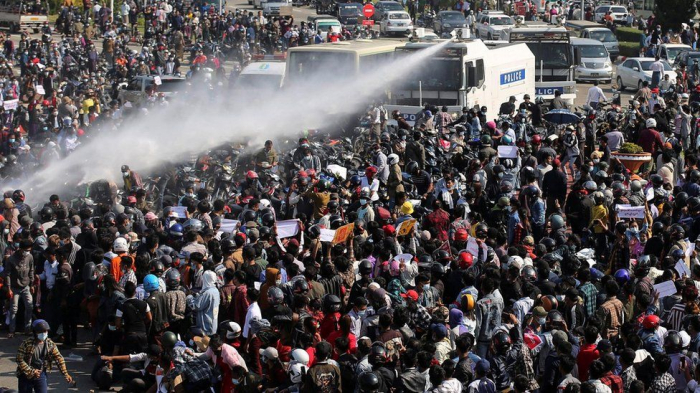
532 306 548 317
401 289 419 302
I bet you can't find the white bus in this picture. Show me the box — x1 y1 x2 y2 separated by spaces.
285 39 406 86
387 38 536 123
0 0 47 32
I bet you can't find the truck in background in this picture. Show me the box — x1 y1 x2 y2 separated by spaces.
233 60 286 92
386 38 535 124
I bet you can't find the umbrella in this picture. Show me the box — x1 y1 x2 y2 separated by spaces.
543 109 581 125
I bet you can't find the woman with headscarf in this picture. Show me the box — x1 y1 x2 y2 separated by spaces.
188 270 220 336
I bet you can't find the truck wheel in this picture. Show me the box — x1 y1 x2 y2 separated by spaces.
616 76 624 91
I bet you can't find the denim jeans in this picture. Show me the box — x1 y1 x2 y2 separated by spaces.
18 371 47 393
10 286 33 334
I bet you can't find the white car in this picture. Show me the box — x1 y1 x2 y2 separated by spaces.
475 12 514 40
379 11 413 36
594 5 628 25
616 57 677 91
658 43 692 64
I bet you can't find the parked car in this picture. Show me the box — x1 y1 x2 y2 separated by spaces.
433 11 467 35
616 57 676 91
594 5 628 24
571 37 613 83
475 11 514 40
372 1 404 22
379 10 413 36
659 44 691 64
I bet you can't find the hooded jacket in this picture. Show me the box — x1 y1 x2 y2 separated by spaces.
259 267 279 311
188 271 220 336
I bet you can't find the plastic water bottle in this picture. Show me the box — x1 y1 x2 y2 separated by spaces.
65 353 83 362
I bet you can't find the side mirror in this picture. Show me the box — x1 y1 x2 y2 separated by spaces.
466 64 477 87
632 67 639 71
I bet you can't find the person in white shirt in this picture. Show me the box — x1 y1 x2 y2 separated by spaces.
242 292 262 340
39 248 59 292
650 55 664 88
585 80 607 110
120 2 130 25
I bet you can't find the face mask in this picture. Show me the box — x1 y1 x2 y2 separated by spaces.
357 310 366 318
497 172 504 179
189 339 195 347
593 159 600 164
537 317 547 326
275 279 282 285
8 138 14 143
37 332 48 341
122 171 129 177
589 166 594 172
108 325 117 331
232 378 241 385
3 228 8 235
360 198 367 205
423 284 430 292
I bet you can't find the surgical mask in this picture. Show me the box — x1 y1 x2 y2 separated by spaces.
593 159 600 164
556 294 565 302
37 332 48 341
589 166 594 172
497 172 504 179
360 198 367 205
189 339 195 347
423 284 430 292
537 317 546 326
275 279 282 285
8 138 14 143
108 325 117 331
357 310 366 318
232 378 241 385
3 228 9 235
122 171 129 177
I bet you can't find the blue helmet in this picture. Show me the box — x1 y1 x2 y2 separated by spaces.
143 274 160 292
169 223 184 238
614 269 630 285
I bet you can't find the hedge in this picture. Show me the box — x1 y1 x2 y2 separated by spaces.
619 41 640 57
615 26 644 44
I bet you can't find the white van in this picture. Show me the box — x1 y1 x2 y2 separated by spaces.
234 61 286 92
315 18 342 40
571 37 613 83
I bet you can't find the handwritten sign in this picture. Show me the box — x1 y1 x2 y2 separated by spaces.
154 76 162 85
398 219 417 236
617 205 646 219
320 228 336 242
219 219 239 234
675 260 691 278
498 145 518 158
332 223 354 244
35 85 45 95
170 206 187 218
3 99 18 111
653 280 677 298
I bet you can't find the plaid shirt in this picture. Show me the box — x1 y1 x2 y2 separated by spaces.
600 372 623 393
579 282 599 317
16 338 69 379
408 303 432 332
650 372 676 393
167 356 212 383
621 366 637 393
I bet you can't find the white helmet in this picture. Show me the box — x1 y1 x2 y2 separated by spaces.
259 199 271 209
113 237 129 253
226 322 242 339
288 362 306 384
387 153 399 165
289 348 310 367
646 118 657 128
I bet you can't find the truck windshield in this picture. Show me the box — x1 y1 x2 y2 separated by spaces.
339 5 360 15
400 58 463 90
236 74 284 90
525 42 570 68
578 45 607 58
665 47 687 62
589 30 616 42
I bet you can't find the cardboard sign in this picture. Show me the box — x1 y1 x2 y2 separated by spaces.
320 228 336 242
277 219 301 238
617 205 646 219
497 145 518 158
653 280 677 298
3 99 18 111
279 5 293 15
154 76 162 85
398 219 417 236
219 219 239 233
332 223 354 244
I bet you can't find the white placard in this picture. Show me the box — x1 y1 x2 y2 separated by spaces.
3 99 18 111
170 206 187 218
617 205 646 219
497 145 518 158
326 164 347 180
277 219 300 238
35 85 45 95
687 243 695 258
393 253 413 263
219 219 239 233
653 280 677 298
675 260 691 278
320 228 336 242
154 76 162 85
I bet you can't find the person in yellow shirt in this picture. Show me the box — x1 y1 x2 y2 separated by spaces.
589 192 609 260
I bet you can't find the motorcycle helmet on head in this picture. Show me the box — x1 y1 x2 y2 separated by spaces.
359 259 373 275
268 287 284 306
165 269 181 289
323 294 342 313
642 314 661 329
492 331 512 352
614 269 630 285
665 331 683 353
143 274 160 292
358 372 381 393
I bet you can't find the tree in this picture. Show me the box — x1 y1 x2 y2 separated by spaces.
654 0 694 30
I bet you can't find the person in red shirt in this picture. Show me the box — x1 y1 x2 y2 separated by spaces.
231 270 249 327
326 315 357 359
637 118 664 153
423 200 451 241
577 325 601 381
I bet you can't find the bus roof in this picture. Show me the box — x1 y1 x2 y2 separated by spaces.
287 39 407 56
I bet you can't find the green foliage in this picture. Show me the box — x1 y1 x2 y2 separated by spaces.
619 41 639 57
619 142 644 154
654 0 695 30
615 26 643 42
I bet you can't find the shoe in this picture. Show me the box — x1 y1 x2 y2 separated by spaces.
7 333 14 338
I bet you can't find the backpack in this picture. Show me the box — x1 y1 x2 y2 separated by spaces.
376 205 392 224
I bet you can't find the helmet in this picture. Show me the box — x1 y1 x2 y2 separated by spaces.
143 274 160 292
431 262 446 276
593 191 606 205
12 189 25 202
646 118 657 128
665 331 683 353
290 348 311 367
261 212 275 227
388 153 399 165
365 166 378 177
39 206 54 222
584 180 598 191
671 248 685 260
358 372 381 393
246 170 258 179
183 218 204 233
268 287 285 306
259 226 272 238
150 260 165 276
635 255 652 277
317 179 331 191
614 269 630 285
480 134 492 145
293 279 309 293
327 200 340 211
611 182 625 197
113 237 129 253
360 189 371 199
169 223 184 238
650 174 664 187
161 331 178 348
630 180 643 192
288 362 306 384
165 269 181 289
350 175 362 186
475 223 488 238
221 239 236 253
531 134 542 145
32 319 50 333
243 210 257 223
691 171 700 183
689 197 700 212
435 249 452 263
521 265 537 281
329 215 344 230
308 225 322 240
406 161 420 174
323 294 342 312
521 166 536 182
670 224 686 239
550 214 565 230
642 314 661 329
369 344 387 365
492 331 512 352
359 259 373 275
541 295 558 311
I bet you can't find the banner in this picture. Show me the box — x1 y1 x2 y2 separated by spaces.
277 220 301 238
617 205 645 219
332 223 354 244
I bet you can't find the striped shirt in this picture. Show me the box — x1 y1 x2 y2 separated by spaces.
665 303 687 332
